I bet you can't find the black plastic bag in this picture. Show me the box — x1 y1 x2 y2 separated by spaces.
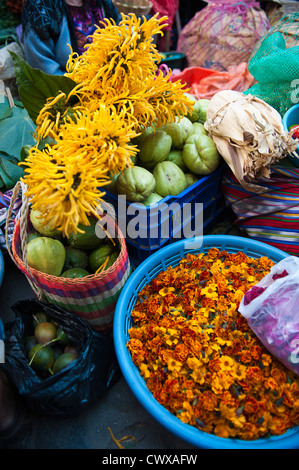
0 299 120 416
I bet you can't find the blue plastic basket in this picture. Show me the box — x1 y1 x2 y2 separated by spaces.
282 104 299 167
114 235 299 449
103 165 225 265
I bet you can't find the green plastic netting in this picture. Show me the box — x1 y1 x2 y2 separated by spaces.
244 13 299 116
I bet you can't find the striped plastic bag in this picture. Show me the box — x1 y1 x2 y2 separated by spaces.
6 182 131 332
222 165 299 256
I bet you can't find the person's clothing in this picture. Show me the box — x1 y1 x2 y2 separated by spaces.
21 0 122 75
67 1 106 55
0 319 4 341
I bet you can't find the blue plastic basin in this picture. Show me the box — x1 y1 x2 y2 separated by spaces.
282 104 299 167
114 235 299 449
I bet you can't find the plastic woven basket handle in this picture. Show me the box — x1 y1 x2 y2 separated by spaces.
5 181 44 299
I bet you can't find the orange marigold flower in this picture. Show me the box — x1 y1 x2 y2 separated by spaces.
219 355 235 371
196 390 218 412
249 345 263 362
246 366 263 384
173 343 190 363
243 396 260 415
159 287 175 296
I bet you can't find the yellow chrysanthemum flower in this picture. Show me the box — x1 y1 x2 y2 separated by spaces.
21 145 109 236
35 86 83 141
54 105 138 174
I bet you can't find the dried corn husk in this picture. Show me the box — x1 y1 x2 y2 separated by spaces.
205 90 299 192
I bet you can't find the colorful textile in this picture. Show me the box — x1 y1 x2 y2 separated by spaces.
0 189 22 250
222 166 299 256
67 0 105 55
150 0 179 30
21 0 121 75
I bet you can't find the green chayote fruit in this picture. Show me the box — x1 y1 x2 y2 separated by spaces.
142 192 163 206
153 161 187 197
27 237 66 276
196 99 210 123
192 122 207 136
138 130 172 169
183 134 220 175
161 116 194 149
116 166 156 202
184 93 203 122
166 149 188 172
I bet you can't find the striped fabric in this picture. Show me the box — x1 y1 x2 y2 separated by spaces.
12 217 131 332
0 189 22 249
222 166 299 256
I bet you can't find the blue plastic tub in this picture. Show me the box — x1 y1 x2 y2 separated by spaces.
282 104 299 167
114 235 299 449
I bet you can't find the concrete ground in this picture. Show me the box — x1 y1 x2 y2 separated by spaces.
0 250 199 450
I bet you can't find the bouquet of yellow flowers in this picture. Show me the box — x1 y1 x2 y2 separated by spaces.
13 13 193 238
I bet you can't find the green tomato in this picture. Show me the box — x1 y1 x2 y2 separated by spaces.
183 134 220 175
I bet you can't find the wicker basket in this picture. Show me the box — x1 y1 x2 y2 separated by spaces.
113 0 152 16
6 182 131 333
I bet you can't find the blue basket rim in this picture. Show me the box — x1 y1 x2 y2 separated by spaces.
282 105 299 167
282 103 299 126
113 235 299 449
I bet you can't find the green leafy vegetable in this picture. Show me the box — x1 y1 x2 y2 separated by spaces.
0 105 36 159
10 51 78 124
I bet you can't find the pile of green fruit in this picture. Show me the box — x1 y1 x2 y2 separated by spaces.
106 95 222 204
23 310 78 378
26 211 120 277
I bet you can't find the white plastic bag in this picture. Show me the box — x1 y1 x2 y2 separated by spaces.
239 255 299 375
0 42 24 81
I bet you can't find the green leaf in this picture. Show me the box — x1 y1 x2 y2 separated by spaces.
0 175 4 190
20 144 32 162
0 28 19 47
0 106 36 160
10 51 78 124
0 150 20 165
0 155 24 190
0 102 13 120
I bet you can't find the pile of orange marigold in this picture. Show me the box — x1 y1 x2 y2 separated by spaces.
127 248 299 440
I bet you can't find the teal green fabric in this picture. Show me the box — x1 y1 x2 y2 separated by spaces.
244 22 299 116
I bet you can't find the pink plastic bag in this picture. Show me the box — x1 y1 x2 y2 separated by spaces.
170 63 254 99
239 256 299 375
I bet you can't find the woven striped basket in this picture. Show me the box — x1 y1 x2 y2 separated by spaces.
6 182 131 332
